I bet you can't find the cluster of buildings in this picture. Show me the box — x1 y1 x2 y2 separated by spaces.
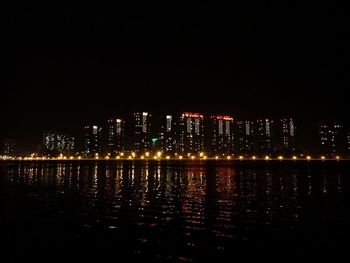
82 112 297 157
2 113 349 159
40 131 75 157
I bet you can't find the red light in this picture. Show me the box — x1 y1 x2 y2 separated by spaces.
182 112 204 118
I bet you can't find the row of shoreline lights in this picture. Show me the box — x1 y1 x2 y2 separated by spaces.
19 152 342 161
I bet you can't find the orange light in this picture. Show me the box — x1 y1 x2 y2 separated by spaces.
215 115 233 121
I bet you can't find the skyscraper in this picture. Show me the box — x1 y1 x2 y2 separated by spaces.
4 139 15 157
132 112 151 153
319 123 344 156
84 125 102 157
235 121 254 155
159 115 176 153
273 118 296 155
209 115 234 155
178 112 204 154
107 118 125 154
43 130 56 152
254 119 273 154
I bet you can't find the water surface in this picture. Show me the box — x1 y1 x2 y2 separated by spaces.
1 161 348 262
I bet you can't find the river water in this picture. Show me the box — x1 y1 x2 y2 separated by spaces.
1 161 348 262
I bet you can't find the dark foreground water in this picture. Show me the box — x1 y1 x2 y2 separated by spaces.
1 161 349 262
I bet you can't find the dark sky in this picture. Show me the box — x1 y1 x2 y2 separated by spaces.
2 2 349 153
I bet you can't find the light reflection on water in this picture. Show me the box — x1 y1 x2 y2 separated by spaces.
3 161 348 261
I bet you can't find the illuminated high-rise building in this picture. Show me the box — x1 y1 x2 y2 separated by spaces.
4 139 15 157
42 131 75 156
319 123 345 156
84 125 102 157
254 119 273 154
56 134 66 152
209 115 234 154
132 112 151 152
159 115 176 153
235 121 254 155
64 136 75 152
107 118 125 154
178 112 204 154
273 118 296 154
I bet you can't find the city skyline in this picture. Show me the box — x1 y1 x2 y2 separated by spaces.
2 111 350 158
2 4 349 261
3 3 349 154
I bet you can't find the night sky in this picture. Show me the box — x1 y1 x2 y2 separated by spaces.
3 3 349 154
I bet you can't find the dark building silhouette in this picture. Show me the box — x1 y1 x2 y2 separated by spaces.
159 114 176 153
84 125 102 157
319 123 346 156
132 112 152 153
254 119 273 155
107 118 125 155
4 139 15 157
347 132 350 156
235 120 254 155
209 115 234 155
273 118 296 155
178 112 204 154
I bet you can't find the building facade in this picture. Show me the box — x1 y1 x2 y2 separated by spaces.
132 112 151 153
178 112 204 154
43 131 75 156
84 125 102 157
254 119 273 154
209 115 234 155
107 118 125 154
159 115 176 153
319 123 344 156
273 118 296 155
235 121 254 155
